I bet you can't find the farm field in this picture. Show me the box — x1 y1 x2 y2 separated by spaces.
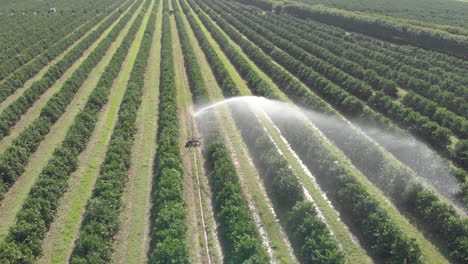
0 0 466 263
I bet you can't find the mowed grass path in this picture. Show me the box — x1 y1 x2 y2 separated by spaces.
111 2 162 263
0 0 140 242
36 1 154 263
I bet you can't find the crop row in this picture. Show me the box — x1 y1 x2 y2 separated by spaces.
70 0 157 262
0 8 100 80
189 0 468 261
279 2 468 59
0 0 145 261
0 14 79 62
214 0 468 259
231 102 345 263
185 0 280 101
189 0 425 261
0 10 73 50
0 0 124 79
231 7 467 137
148 7 189 263
0 0 133 105
0 0 139 201
179 2 346 260
0 1 132 141
184 0 420 262
175 4 271 262
238 8 467 135
275 15 468 98
216 1 455 151
208 0 468 188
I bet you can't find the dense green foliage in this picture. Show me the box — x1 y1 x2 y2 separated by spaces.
234 9 467 139
296 0 468 30
0 1 144 261
0 0 129 103
206 140 270 263
70 1 156 262
193 0 468 262
280 2 468 59
182 4 240 97
231 103 345 263
0 1 138 201
273 113 423 263
189 0 422 261
0 0 123 81
187 1 279 100
217 2 454 150
173 4 208 105
0 3 131 140
148 7 190 263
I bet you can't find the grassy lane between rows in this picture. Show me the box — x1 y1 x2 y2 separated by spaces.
36 1 154 262
182 2 378 262
0 0 141 242
170 0 204 261
111 2 162 263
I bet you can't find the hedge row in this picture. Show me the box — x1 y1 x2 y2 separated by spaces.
0 0 132 105
250 8 468 118
234 6 467 131
0 4 106 80
185 1 406 262
200 0 468 261
0 2 133 140
290 16 468 96
0 0 145 261
186 1 279 100
402 91 467 138
148 8 190 263
270 112 423 263
280 3 468 59
0 0 139 201
0 11 79 61
206 140 270 263
216 1 453 150
70 1 157 262
173 4 208 105
230 102 345 263
181 4 239 98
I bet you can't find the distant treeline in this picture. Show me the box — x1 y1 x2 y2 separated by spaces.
295 0 468 30
231 0 468 59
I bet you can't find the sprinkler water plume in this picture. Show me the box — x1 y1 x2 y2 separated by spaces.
192 96 466 212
